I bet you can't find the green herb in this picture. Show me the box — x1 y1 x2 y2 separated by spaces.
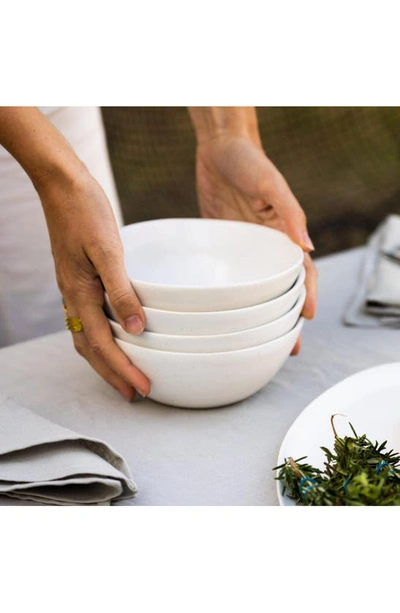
274 414 400 505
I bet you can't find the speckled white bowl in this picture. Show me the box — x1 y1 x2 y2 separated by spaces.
105 267 305 337
119 218 304 311
114 318 304 409
108 287 305 354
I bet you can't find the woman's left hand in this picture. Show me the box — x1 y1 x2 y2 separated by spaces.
191 124 317 355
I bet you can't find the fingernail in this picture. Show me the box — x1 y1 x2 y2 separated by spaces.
137 388 149 398
124 315 144 334
301 232 315 252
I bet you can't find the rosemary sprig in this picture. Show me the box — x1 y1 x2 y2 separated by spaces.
274 415 400 505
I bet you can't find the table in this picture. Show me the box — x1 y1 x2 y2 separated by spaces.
1 247 398 505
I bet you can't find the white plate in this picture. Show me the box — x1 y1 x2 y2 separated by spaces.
276 363 400 506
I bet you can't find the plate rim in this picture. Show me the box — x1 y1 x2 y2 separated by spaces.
276 361 400 506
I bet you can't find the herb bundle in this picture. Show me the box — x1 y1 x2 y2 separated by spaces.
274 415 400 505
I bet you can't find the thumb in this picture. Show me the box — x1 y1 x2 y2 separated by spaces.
260 164 315 252
98 256 145 335
279 199 315 253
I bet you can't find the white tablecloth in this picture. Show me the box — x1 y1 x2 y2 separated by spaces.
1 247 398 505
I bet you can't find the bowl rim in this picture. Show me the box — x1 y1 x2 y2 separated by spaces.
140 266 306 317
109 286 306 345
120 218 304 291
114 317 304 358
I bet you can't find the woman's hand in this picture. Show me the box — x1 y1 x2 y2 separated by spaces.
38 167 151 400
0 107 150 400
189 107 318 355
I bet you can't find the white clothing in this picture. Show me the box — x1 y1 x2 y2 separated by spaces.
0 106 122 347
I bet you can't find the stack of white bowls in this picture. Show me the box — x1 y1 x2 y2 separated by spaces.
105 218 306 409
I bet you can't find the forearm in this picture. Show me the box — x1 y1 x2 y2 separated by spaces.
188 107 262 146
0 107 86 191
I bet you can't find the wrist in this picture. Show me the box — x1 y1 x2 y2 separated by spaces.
188 107 261 146
33 151 89 201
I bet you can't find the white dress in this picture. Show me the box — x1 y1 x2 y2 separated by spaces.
0 107 123 347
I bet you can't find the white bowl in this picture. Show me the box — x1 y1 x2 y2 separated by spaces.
105 267 305 336
120 218 304 311
109 287 305 353
114 318 304 409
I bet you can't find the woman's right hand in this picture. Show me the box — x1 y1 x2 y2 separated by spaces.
37 165 151 402
0 107 150 401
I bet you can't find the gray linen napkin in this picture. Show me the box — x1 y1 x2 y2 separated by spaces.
344 214 400 328
0 395 137 505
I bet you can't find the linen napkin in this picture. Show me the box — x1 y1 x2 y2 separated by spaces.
0 395 137 505
344 214 400 327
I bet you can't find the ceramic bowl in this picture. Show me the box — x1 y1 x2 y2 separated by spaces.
114 318 304 409
108 287 305 354
119 218 304 311
105 266 305 336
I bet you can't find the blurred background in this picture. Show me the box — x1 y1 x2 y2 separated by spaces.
101 107 400 257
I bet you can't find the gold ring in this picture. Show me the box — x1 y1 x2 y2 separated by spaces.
62 301 84 333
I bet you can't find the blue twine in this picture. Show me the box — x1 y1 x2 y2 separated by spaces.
376 461 389 475
343 476 352 493
299 477 318 499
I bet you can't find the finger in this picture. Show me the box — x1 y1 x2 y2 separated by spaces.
220 141 314 252
259 164 315 253
208 137 315 253
73 332 137 401
302 253 318 319
65 296 151 398
81 302 151 397
290 335 302 356
88 241 146 335
63 297 138 400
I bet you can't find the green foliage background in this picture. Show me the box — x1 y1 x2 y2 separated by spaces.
102 107 400 257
